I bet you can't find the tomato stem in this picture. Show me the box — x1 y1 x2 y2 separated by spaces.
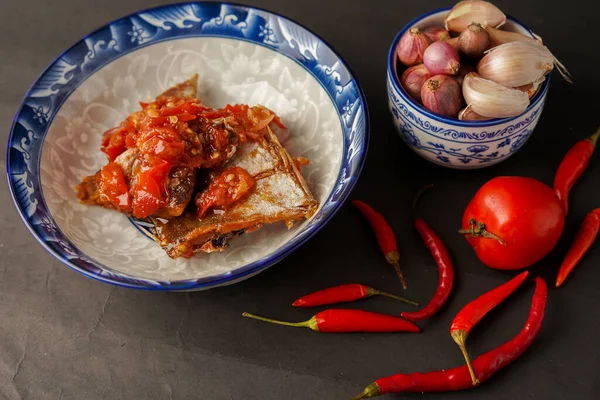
458 218 506 246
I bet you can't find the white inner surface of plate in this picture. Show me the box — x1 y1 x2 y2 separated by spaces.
40 37 343 281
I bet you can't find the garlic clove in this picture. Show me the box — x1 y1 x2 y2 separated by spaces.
458 105 489 121
462 73 529 118
444 0 506 33
484 26 541 47
517 76 545 99
484 27 572 83
477 41 554 88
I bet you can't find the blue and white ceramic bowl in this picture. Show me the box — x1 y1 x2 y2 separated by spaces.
6 3 369 290
387 8 549 169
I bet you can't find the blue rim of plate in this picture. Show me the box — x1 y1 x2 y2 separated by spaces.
388 7 550 127
6 1 370 290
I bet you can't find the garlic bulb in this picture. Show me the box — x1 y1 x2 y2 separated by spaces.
477 41 555 88
444 0 506 33
462 73 529 118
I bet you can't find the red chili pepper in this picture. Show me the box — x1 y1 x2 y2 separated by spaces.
292 284 419 308
353 277 548 399
242 309 420 333
450 270 529 385
353 200 407 289
401 185 454 322
553 127 600 215
556 208 600 287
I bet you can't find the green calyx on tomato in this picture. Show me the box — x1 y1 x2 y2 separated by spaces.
459 218 506 246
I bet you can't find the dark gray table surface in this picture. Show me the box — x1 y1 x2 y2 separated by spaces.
1 0 599 399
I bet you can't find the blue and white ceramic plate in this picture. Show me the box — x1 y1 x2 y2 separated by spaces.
6 2 369 290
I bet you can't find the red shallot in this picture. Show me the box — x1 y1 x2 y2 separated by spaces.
397 28 432 66
421 75 462 118
424 41 461 76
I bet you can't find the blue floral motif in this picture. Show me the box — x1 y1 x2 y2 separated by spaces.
436 155 450 163
428 142 445 150
32 106 48 124
342 100 352 116
511 130 532 152
258 24 276 43
127 26 145 43
467 145 489 154
497 138 511 148
397 121 421 148
6 3 369 290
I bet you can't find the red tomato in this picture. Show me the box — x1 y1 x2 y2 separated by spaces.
195 166 254 218
97 162 131 212
132 161 171 218
460 176 565 270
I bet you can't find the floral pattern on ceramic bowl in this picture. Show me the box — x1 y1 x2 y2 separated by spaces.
387 8 549 169
7 3 369 290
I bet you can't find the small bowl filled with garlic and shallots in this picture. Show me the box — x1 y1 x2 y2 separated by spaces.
387 0 571 169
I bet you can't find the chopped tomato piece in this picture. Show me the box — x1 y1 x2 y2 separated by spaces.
138 127 186 164
97 162 131 212
101 127 127 161
176 114 197 122
195 167 255 218
132 161 171 218
160 101 209 116
272 115 286 129
101 121 135 161
293 157 310 169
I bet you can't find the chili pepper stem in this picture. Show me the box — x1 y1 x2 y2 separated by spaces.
386 252 407 289
413 184 435 219
459 218 506 246
588 126 600 147
351 382 381 399
242 312 319 331
366 287 420 307
451 330 479 386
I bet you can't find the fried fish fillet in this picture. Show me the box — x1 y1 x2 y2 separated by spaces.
153 127 318 258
